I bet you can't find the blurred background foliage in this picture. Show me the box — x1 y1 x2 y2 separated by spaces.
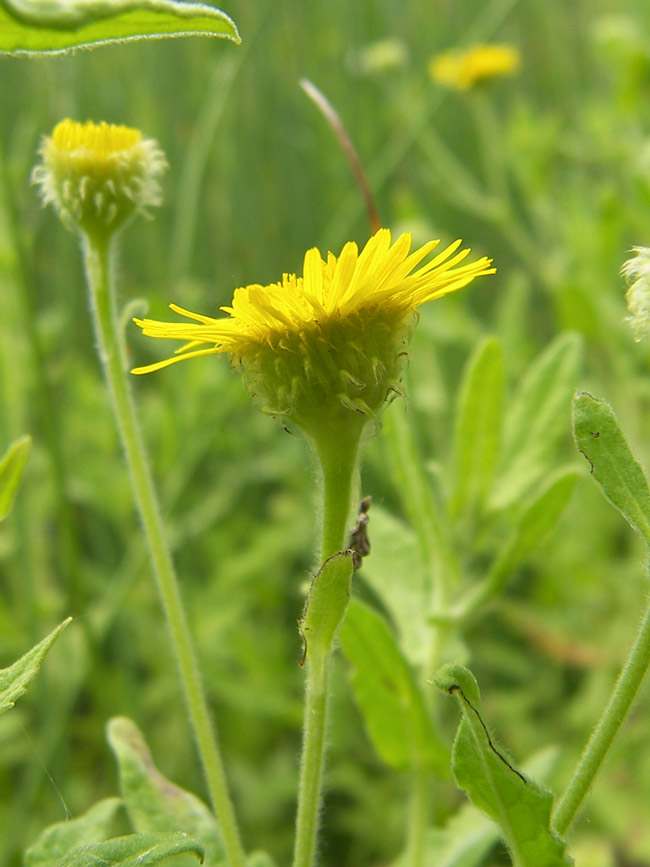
2 0 650 864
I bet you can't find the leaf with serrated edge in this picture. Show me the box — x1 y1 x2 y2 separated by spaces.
0 0 240 54
25 798 123 867
107 716 226 864
573 392 650 547
435 664 572 867
54 832 204 867
340 600 449 775
0 618 71 713
0 434 30 521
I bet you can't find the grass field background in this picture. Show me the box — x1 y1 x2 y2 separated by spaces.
2 1 650 864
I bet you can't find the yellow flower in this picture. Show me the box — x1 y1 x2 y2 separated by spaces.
429 44 520 90
33 119 166 234
133 229 495 431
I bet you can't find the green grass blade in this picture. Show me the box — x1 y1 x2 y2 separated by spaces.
573 392 650 547
0 434 30 521
0 617 71 713
0 0 240 54
436 664 572 867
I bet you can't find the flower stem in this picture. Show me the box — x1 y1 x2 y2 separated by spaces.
81 230 246 867
292 419 363 867
552 591 650 836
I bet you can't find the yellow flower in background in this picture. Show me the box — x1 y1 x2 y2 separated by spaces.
133 229 495 432
33 119 166 234
429 44 520 90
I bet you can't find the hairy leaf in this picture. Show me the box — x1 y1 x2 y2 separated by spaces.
573 392 650 547
340 599 449 775
54 832 204 867
107 716 226 864
0 0 240 54
0 617 71 713
25 798 123 867
435 664 572 867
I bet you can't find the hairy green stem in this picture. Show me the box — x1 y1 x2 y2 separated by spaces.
81 230 246 867
552 592 650 836
292 420 362 867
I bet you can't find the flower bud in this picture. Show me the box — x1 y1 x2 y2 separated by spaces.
33 119 166 236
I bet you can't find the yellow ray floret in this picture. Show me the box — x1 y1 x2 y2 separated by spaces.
132 228 495 375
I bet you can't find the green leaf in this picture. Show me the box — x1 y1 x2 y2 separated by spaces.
464 467 580 613
390 748 561 867
451 337 504 519
0 0 240 55
573 392 650 547
0 434 30 521
107 716 226 865
0 617 71 713
435 664 572 867
53 832 204 867
339 599 449 775
358 506 430 666
299 550 354 661
25 798 124 867
493 333 583 509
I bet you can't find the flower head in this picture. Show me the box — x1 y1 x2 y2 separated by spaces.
133 229 495 432
33 119 166 235
429 44 520 90
623 246 650 341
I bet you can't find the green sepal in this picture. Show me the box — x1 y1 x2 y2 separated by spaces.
0 434 30 521
0 617 71 713
435 664 572 867
0 0 240 54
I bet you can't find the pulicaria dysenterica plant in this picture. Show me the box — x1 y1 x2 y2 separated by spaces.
133 229 495 866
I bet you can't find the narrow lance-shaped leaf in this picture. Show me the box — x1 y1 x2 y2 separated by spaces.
0 434 30 521
107 716 226 864
0 617 71 713
0 0 240 54
573 392 650 547
493 333 583 509
451 336 504 520
54 832 204 867
463 467 580 613
339 599 449 776
25 798 124 867
435 664 572 867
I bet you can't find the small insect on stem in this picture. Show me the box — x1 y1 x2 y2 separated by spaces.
348 495 371 571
